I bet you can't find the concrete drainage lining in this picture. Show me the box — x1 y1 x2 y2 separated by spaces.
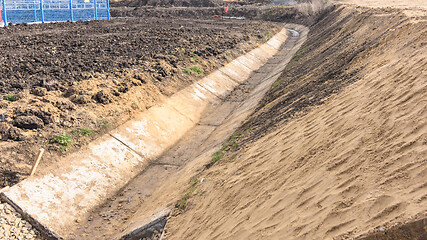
119 214 169 240
0 23 308 239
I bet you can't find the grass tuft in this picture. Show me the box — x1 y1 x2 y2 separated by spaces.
98 120 110 128
176 176 199 210
3 93 14 101
53 133 72 146
190 66 204 74
184 66 204 75
71 128 93 136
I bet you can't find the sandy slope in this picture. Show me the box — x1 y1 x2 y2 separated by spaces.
334 0 427 17
163 3 427 240
335 0 427 9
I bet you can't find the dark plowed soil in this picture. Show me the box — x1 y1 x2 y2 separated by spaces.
0 17 280 188
111 0 224 8
109 0 272 8
110 4 324 26
358 217 427 240
0 18 272 94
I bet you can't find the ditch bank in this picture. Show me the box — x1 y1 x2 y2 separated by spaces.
161 4 427 240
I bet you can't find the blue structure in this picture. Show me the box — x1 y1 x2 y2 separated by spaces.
0 0 110 26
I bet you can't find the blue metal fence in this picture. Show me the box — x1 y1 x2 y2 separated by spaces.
0 0 110 26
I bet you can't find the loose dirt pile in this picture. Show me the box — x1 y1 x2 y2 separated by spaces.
162 4 427 240
0 17 280 188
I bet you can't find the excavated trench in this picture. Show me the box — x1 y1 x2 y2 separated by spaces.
69 24 308 240
1 2 425 239
1 22 307 239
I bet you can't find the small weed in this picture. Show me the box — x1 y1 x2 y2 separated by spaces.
53 133 72 146
71 128 93 136
180 48 186 53
57 146 69 152
292 45 312 62
184 66 204 75
177 176 199 210
98 120 110 128
285 60 298 70
190 54 199 62
211 151 224 164
209 133 243 166
131 102 138 109
231 141 238 150
3 93 14 101
262 31 272 43
190 66 203 74
79 128 93 136
225 51 231 57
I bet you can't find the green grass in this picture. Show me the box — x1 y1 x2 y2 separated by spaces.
79 128 93 136
71 128 93 136
184 66 204 75
209 133 243 166
177 177 199 210
190 66 204 74
3 93 14 101
98 120 110 128
53 133 72 146
262 31 272 42
131 102 139 109
211 151 224 164
190 54 199 62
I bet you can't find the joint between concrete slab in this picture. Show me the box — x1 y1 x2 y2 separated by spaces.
235 58 258 72
108 133 151 162
150 162 181 167
194 82 225 101
197 123 221 127
218 68 243 85
166 103 196 124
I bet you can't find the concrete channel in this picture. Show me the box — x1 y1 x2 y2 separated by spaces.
1 23 308 239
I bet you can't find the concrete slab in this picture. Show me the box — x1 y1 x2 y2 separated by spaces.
222 59 253 83
234 55 261 71
247 47 271 63
1 135 146 238
110 104 194 159
197 71 239 98
166 83 219 122
259 43 277 57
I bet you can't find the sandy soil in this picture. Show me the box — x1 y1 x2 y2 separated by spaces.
162 4 427 240
334 0 427 17
335 0 427 9
0 17 280 188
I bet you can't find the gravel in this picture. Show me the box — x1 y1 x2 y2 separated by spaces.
0 202 40 240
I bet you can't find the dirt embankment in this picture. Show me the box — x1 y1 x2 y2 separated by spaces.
163 4 427 240
111 3 330 26
109 0 277 8
0 18 280 188
110 0 224 8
